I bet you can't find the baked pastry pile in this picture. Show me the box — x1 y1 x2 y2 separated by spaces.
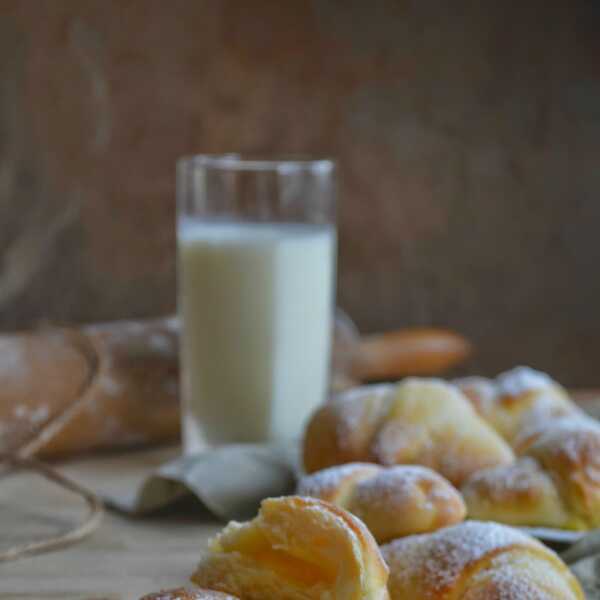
303 366 600 532
140 366 592 599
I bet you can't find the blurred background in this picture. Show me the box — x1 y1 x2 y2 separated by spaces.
1 0 599 384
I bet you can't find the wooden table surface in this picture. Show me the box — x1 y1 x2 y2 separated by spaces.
0 448 221 600
2 391 599 600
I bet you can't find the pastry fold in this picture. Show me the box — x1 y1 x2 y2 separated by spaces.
297 463 465 542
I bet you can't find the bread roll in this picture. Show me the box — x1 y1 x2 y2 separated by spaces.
191 496 389 600
463 415 600 530
297 463 465 542
0 318 179 458
455 366 579 443
140 588 238 600
351 328 472 380
303 379 514 486
381 521 583 599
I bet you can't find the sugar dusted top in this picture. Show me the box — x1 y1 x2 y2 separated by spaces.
382 521 541 595
496 366 554 397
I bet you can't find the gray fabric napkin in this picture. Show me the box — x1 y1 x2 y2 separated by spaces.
100 443 298 521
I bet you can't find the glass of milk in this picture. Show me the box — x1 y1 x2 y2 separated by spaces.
177 154 336 452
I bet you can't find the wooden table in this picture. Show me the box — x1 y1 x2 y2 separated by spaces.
0 448 221 600
3 392 600 600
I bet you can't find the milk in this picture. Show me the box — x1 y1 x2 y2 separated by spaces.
178 220 336 449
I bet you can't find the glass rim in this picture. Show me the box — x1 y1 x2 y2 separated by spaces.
177 153 336 172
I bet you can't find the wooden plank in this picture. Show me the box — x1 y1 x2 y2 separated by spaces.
0 450 221 600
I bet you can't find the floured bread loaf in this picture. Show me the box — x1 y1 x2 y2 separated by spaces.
0 318 180 458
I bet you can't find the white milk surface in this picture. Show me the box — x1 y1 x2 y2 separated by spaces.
178 220 336 449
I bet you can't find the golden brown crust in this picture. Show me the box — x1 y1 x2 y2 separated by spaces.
462 457 572 528
381 521 584 600
303 379 514 486
297 462 382 505
352 328 472 380
463 415 600 529
298 463 465 542
0 318 180 458
454 367 579 444
140 588 238 600
302 385 392 473
0 328 92 453
526 419 600 528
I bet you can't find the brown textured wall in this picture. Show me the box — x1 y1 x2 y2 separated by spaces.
1 0 600 384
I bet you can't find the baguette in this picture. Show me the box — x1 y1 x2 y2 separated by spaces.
0 318 179 458
352 328 471 381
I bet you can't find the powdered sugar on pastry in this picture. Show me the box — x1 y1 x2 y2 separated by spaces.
462 551 566 600
332 384 393 449
463 457 545 498
352 465 457 513
382 521 535 593
297 463 381 499
333 385 392 449
298 463 466 543
496 367 555 397
515 413 595 453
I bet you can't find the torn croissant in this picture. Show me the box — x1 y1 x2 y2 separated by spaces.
191 496 389 600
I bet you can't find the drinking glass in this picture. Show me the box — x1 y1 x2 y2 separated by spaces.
177 154 337 452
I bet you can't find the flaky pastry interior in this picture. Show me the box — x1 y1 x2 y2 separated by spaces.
191 496 389 600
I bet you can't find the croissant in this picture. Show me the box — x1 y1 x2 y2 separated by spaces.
296 463 465 542
302 378 514 486
140 589 238 600
191 496 390 600
463 414 600 530
381 521 584 599
455 366 580 443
